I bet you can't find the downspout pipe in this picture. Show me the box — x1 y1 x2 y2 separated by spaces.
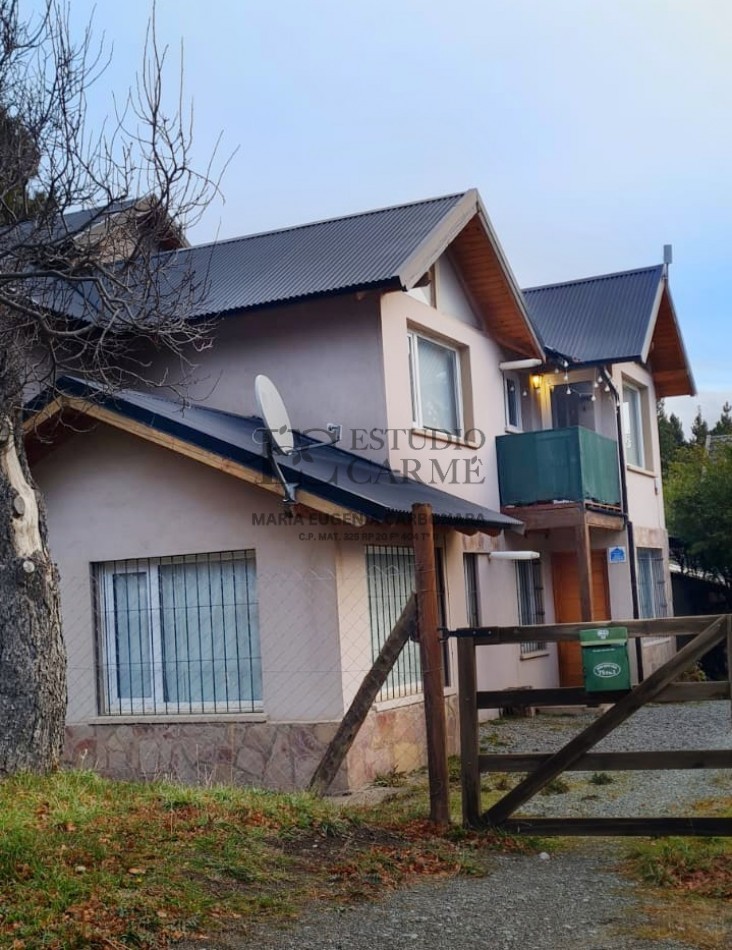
600 366 644 679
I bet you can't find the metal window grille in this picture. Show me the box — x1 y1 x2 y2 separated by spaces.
637 548 670 619
464 553 480 627
94 551 261 716
517 559 547 654
366 545 422 700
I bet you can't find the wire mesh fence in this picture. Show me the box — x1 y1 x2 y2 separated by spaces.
61 544 456 793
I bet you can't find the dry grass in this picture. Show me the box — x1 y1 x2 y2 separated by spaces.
0 769 536 948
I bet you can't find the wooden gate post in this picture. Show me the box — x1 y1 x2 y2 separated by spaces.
412 503 450 826
457 636 480 827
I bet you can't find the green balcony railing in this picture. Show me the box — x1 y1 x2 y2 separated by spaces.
496 426 622 508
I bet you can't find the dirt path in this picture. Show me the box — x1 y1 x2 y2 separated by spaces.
179 703 731 949
185 838 724 950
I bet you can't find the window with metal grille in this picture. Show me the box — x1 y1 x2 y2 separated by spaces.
94 551 261 715
637 548 670 619
366 545 421 699
464 553 480 627
517 559 546 654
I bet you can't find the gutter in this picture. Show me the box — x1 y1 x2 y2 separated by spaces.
599 365 644 679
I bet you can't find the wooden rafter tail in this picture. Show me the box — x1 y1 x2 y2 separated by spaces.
308 594 417 796
484 615 727 827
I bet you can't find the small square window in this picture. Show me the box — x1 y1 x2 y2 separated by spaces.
408 331 463 436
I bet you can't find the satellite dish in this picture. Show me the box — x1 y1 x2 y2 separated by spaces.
254 374 298 507
255 375 294 455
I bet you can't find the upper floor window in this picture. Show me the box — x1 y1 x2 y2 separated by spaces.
408 331 462 436
504 373 522 430
622 383 646 468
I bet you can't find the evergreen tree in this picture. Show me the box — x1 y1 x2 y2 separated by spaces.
711 401 732 435
690 407 709 446
657 400 686 477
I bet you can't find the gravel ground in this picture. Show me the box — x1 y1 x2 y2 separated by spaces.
184 702 731 950
482 700 732 819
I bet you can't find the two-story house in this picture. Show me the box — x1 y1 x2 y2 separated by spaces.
24 189 694 790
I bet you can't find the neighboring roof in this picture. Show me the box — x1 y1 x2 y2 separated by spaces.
523 265 695 397
25 377 522 534
51 189 544 358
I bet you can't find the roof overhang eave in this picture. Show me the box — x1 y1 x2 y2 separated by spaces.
25 383 522 537
188 276 404 323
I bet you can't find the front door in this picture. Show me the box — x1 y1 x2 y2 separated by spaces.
552 550 611 687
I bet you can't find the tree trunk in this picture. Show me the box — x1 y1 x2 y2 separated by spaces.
0 409 66 773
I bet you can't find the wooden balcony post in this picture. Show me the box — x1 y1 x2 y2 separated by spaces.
575 519 595 622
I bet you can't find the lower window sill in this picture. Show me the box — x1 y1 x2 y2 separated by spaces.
519 651 550 660
86 712 268 725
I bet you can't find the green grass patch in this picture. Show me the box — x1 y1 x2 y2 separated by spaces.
0 769 540 947
625 833 732 900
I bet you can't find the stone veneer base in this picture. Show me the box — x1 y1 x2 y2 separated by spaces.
64 695 460 792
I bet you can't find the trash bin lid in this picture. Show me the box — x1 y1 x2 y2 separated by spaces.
579 626 628 646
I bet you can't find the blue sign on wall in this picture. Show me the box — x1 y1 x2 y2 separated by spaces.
608 546 627 564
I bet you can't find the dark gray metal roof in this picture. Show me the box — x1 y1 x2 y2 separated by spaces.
159 192 468 317
523 265 664 364
28 376 521 533
45 192 471 324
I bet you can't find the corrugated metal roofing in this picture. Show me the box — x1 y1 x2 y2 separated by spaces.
29 376 521 533
48 192 468 323
160 192 468 318
523 265 664 364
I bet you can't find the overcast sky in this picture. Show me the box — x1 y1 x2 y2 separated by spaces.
63 0 731 432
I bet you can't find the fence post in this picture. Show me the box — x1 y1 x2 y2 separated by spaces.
457 636 480 827
412 502 450 826
727 615 732 722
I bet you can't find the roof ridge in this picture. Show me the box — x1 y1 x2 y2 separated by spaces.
523 263 663 294
157 191 469 259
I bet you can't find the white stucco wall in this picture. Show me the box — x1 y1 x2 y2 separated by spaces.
34 424 346 725
379 289 507 508
143 293 390 464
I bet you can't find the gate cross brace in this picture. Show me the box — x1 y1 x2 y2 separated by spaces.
485 615 726 827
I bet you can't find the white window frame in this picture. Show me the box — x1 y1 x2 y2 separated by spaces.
97 551 262 716
504 372 523 432
623 382 646 469
408 330 464 437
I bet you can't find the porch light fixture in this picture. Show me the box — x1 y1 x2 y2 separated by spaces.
486 550 540 561
530 373 542 391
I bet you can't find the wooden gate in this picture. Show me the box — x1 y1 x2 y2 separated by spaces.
454 614 732 835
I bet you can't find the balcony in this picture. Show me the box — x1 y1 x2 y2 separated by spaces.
496 426 622 509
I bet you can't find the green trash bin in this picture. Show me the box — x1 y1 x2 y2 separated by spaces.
580 627 631 692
